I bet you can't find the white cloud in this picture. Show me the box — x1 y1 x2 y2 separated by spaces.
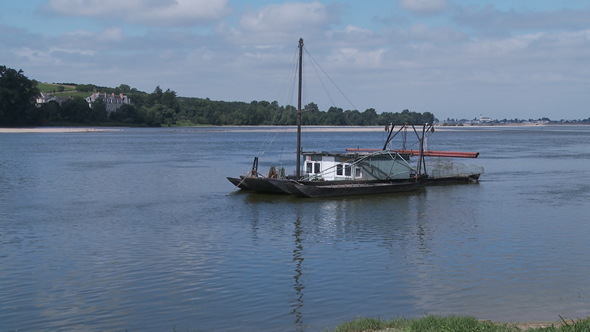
43 0 231 26
13 46 96 68
326 25 375 41
454 5 590 33
229 1 336 44
398 0 448 15
4 1 590 120
4 26 130 70
341 25 373 35
64 27 124 42
240 1 329 31
326 48 385 68
407 23 466 43
464 34 539 58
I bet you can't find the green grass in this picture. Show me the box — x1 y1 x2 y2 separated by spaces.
60 91 93 98
37 82 77 93
330 315 590 332
37 83 90 98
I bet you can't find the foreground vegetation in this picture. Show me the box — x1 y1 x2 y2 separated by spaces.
1 66 434 127
165 316 590 332
330 315 590 332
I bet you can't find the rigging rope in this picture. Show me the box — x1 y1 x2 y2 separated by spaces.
253 45 300 166
304 49 359 113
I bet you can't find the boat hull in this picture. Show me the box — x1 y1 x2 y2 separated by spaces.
228 175 426 197
285 177 426 198
426 174 480 185
227 177 252 190
240 177 294 194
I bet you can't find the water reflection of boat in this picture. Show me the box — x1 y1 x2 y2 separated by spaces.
227 39 428 198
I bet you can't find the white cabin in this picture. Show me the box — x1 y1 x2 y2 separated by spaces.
302 151 413 181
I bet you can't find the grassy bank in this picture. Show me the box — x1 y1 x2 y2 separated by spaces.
330 315 590 332
37 82 90 98
37 82 76 93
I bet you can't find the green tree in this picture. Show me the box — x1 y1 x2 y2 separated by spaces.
0 66 40 126
110 104 137 123
325 106 345 125
362 108 378 125
76 84 94 92
304 102 318 112
129 90 146 108
118 84 130 93
145 105 164 126
145 85 164 108
421 111 434 124
161 89 179 112
345 110 362 125
27 104 49 125
38 100 61 123
145 86 163 107
90 98 108 122
60 97 91 122
91 98 106 114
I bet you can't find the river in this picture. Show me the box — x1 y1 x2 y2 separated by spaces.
1 125 589 331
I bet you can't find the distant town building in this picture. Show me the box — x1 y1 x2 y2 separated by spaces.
86 92 131 114
35 92 73 106
479 114 492 123
36 92 52 105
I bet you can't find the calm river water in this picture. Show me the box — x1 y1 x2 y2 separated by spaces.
1 126 590 331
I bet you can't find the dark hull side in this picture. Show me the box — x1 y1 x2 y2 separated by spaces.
228 175 427 198
241 177 293 194
426 174 480 185
227 177 252 190
228 176 300 194
284 179 424 198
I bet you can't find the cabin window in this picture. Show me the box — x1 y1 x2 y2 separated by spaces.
336 164 343 175
306 162 312 174
355 167 361 177
345 165 351 176
314 162 320 174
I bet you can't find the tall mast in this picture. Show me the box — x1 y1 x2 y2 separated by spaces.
296 38 303 179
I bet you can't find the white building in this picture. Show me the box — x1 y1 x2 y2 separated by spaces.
479 114 492 123
86 92 131 113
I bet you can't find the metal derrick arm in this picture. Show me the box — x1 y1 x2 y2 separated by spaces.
379 123 429 177
352 122 479 159
346 148 479 158
382 123 433 150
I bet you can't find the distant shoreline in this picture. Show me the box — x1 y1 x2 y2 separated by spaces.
1 123 588 133
0 128 122 133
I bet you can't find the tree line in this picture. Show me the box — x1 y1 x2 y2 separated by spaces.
1 66 435 127
175 99 434 126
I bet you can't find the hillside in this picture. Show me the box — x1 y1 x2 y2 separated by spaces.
37 82 91 98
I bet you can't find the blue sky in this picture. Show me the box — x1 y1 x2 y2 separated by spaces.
2 0 590 120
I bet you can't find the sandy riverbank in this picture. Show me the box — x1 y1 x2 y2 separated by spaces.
0 128 122 133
